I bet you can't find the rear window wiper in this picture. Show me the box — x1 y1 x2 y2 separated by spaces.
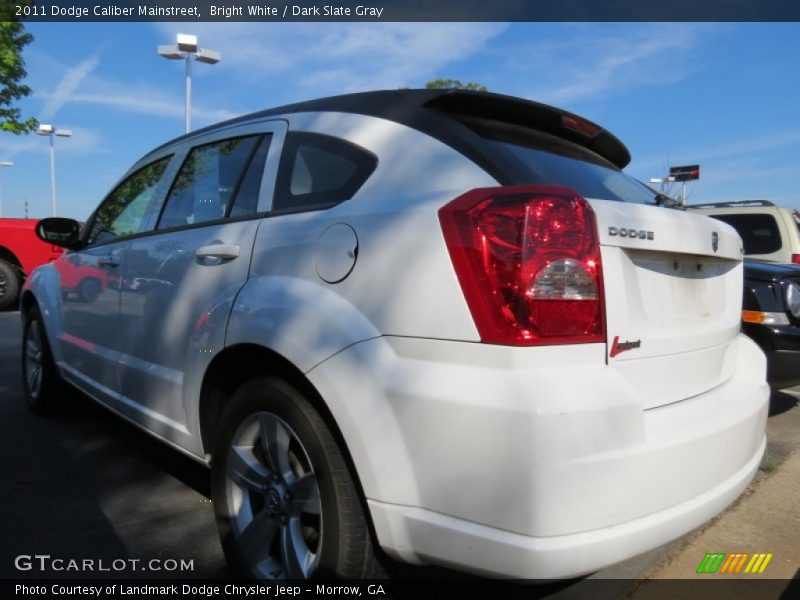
654 193 684 210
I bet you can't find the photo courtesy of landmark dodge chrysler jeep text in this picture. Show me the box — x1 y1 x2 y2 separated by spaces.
21 90 769 580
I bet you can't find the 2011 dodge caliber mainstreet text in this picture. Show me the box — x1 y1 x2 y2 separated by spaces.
20 89 769 580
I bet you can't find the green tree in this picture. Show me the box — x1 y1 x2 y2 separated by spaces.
0 15 37 135
425 79 488 92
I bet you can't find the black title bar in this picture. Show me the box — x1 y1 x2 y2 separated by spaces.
5 0 800 22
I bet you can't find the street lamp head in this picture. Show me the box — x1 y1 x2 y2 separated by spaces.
195 48 221 65
36 124 54 136
158 34 220 134
0 161 13 167
158 44 186 60
176 33 198 53
55 129 72 138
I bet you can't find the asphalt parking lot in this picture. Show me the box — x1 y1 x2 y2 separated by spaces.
0 309 228 579
1 308 799 590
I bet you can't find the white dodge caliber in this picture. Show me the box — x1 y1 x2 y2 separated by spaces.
22 89 768 580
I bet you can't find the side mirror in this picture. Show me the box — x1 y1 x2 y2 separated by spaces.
35 218 82 250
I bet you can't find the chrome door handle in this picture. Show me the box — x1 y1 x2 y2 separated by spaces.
97 256 120 268
195 243 240 260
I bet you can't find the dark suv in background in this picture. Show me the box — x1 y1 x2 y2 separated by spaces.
743 260 800 389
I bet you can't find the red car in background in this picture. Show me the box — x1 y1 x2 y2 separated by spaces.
0 218 63 310
53 252 110 303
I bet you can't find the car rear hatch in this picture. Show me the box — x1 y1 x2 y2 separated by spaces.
591 200 743 408
428 92 745 409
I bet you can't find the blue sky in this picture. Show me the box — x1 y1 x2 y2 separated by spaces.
1 22 799 220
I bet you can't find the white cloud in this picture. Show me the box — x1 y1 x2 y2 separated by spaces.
36 90 237 124
39 55 100 121
0 126 105 159
154 22 507 98
507 24 724 106
29 49 236 128
631 127 800 173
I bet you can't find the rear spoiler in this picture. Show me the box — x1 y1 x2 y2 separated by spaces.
423 90 631 169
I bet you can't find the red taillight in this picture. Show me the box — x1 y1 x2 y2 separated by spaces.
439 185 605 346
792 254 800 264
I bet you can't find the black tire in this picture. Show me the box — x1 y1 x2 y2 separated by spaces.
21 305 62 414
211 376 384 580
0 259 20 311
77 278 101 303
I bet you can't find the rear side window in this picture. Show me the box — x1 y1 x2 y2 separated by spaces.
272 132 377 213
158 135 261 230
229 135 272 218
87 156 171 246
456 116 658 205
710 213 782 255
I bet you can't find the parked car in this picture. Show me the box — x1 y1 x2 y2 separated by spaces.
0 218 63 310
690 200 800 264
21 89 769 581
742 260 800 389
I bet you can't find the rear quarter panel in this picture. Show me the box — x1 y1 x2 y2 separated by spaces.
226 112 497 370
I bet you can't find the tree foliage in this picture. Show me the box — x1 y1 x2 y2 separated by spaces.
425 79 488 92
0 17 37 135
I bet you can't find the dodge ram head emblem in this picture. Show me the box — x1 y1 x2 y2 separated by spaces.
712 232 719 253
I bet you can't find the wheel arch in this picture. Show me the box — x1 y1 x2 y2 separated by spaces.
200 344 354 468
198 342 382 548
0 246 23 272
0 247 24 309
19 289 38 316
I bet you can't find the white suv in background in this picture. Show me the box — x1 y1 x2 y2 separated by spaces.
22 90 768 581
691 200 800 264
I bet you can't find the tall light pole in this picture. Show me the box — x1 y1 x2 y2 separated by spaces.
0 161 13 218
35 124 72 217
158 34 221 134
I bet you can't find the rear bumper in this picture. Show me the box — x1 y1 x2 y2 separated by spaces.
307 333 769 579
368 437 764 579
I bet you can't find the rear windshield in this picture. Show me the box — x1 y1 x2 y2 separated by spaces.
708 213 782 255
459 117 658 205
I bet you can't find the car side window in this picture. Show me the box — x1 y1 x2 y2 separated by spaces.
229 135 272 218
272 132 377 213
86 156 172 246
157 135 260 230
711 213 782 255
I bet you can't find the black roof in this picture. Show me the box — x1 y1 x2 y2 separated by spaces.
148 89 632 172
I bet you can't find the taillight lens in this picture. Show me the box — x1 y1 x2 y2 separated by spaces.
791 254 800 264
439 185 605 346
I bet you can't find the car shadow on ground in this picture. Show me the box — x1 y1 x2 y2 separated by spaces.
2 392 230 578
769 390 799 417
1 310 229 578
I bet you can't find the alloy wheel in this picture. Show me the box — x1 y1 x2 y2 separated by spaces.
225 412 323 579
